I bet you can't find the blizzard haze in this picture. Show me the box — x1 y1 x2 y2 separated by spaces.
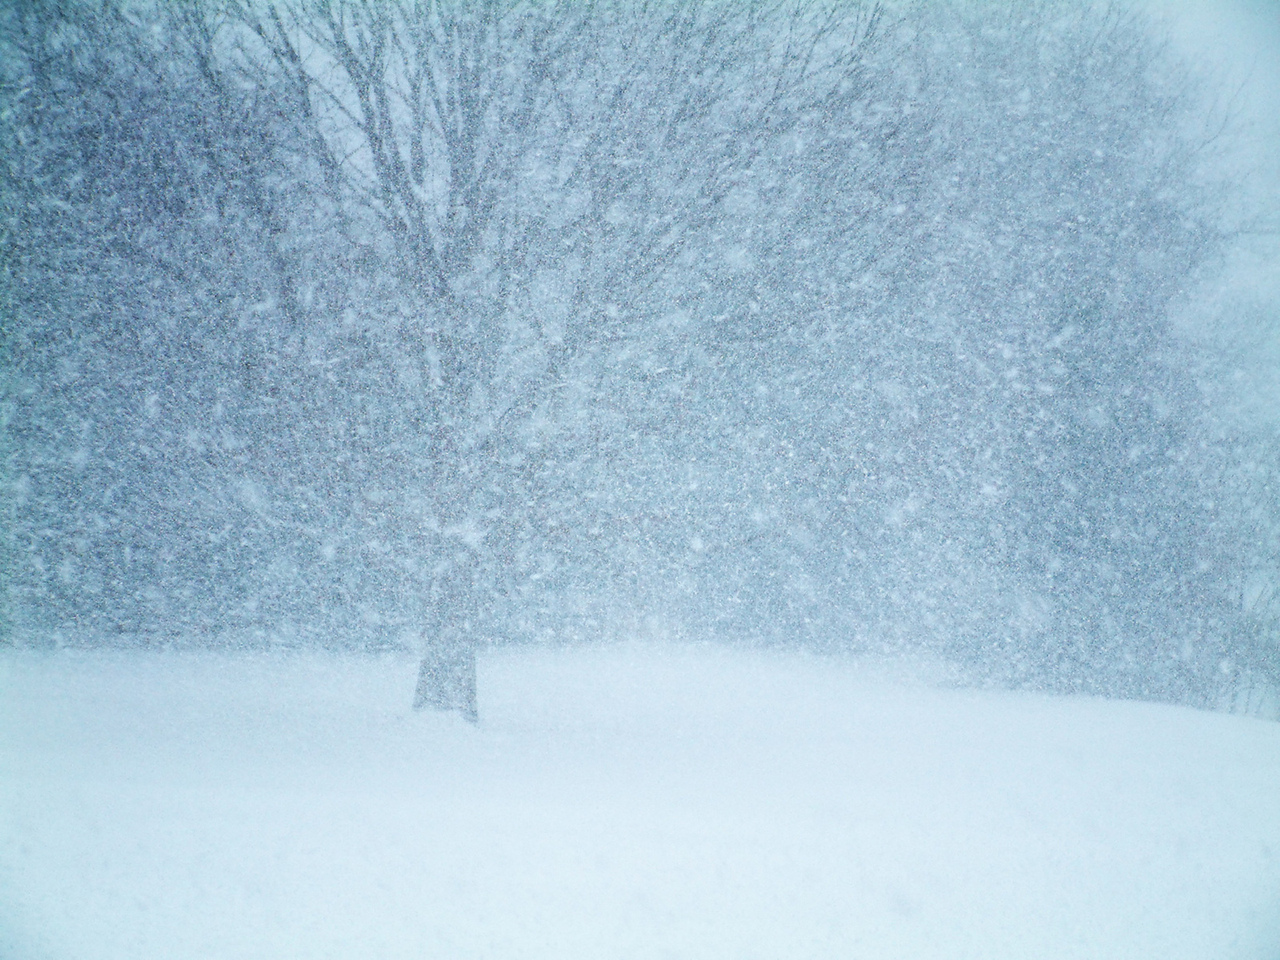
3 0 1280 954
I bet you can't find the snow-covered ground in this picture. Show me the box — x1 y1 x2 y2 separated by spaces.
1 643 1278 960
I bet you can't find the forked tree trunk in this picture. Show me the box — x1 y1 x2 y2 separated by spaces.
413 636 478 722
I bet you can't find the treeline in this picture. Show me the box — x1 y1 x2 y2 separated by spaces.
2 0 1276 709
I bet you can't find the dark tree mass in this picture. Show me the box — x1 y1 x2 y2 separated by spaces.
2 0 1277 712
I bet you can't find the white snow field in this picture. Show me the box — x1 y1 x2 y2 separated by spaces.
2 643 1278 960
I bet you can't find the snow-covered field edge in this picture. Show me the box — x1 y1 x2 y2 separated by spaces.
2 642 1279 960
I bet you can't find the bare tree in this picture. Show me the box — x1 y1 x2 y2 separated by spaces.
0 0 345 642
205 0 882 716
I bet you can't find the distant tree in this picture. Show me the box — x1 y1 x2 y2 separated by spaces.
717 0 1245 702
899 1 1238 703
1186 297 1280 713
607 0 1260 707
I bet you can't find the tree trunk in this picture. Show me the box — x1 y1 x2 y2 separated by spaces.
409 553 484 720
413 632 478 722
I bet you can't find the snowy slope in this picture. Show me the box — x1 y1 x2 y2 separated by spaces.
1 643 1278 960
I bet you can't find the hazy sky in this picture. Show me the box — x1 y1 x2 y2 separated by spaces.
1153 0 1280 423
1159 0 1280 229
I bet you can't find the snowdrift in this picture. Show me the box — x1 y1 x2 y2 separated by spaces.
2 643 1278 959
